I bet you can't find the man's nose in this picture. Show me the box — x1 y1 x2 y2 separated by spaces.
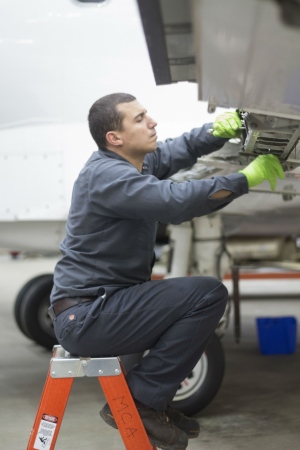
147 116 157 128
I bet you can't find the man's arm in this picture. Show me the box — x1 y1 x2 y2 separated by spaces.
147 123 228 180
210 154 284 199
146 112 242 180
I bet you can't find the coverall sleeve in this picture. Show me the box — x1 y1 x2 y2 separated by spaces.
145 123 228 179
88 160 248 225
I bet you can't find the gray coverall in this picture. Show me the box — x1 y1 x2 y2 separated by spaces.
50 123 248 410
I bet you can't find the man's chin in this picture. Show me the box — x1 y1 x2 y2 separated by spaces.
142 142 157 153
150 140 158 150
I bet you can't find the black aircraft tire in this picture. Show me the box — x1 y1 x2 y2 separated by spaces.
15 274 57 350
14 274 53 339
171 333 225 415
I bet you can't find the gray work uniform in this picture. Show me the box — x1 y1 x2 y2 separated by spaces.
50 123 248 410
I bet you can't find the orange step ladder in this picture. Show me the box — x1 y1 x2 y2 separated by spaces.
27 345 157 450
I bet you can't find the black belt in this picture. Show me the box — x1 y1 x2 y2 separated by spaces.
48 297 97 319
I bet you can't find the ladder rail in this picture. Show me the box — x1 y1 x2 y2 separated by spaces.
27 346 157 450
99 372 156 450
27 372 73 450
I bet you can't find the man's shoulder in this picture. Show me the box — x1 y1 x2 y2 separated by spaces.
84 149 137 179
85 150 125 167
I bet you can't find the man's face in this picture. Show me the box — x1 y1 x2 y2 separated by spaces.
115 100 158 155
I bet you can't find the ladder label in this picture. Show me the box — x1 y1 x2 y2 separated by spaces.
33 414 58 450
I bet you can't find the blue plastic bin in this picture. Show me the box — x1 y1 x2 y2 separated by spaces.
256 316 298 355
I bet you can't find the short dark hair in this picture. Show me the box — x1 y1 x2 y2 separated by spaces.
88 93 136 148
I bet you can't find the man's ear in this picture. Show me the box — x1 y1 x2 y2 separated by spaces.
106 131 123 147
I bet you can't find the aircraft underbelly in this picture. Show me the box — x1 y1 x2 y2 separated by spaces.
193 0 300 118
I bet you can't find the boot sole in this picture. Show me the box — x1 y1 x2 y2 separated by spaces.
100 411 187 449
100 409 198 439
149 435 187 450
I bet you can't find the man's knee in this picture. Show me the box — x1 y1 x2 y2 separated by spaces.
173 276 227 305
212 280 228 315
171 276 227 327
156 276 227 317
192 276 228 315
191 275 227 297
219 281 228 313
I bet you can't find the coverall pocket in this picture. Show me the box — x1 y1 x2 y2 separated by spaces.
55 304 88 341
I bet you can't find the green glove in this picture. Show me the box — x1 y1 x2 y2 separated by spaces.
212 111 242 138
239 154 284 190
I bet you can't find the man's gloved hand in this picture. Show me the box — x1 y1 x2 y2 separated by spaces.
239 154 284 190
212 111 242 138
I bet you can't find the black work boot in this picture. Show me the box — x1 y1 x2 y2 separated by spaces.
100 400 188 450
100 402 199 439
165 405 200 438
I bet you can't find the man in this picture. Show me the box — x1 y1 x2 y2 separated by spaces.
49 93 284 450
